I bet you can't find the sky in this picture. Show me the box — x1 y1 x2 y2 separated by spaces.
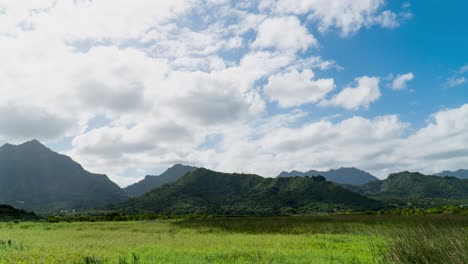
0 0 467 187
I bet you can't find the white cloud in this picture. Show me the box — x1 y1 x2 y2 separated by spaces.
264 69 334 107
30 0 196 41
394 104 468 174
0 104 77 144
320 76 381 110
460 65 468 74
10 1 468 188
392 72 414 90
445 65 468 88
251 16 317 52
446 77 466 88
373 10 399 28
259 0 404 36
210 104 468 179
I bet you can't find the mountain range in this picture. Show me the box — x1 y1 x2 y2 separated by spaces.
278 167 379 185
0 139 467 215
124 164 198 197
121 168 384 215
435 169 468 179
0 140 126 212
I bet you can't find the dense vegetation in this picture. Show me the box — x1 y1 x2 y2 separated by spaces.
279 167 379 185
0 140 126 212
122 168 384 215
0 205 39 221
352 171 468 200
0 215 466 263
124 164 197 197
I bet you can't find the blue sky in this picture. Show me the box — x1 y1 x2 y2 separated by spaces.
0 0 467 186
298 0 467 128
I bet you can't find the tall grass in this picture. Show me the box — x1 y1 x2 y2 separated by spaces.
0 216 466 263
374 224 468 264
81 256 104 264
174 215 468 235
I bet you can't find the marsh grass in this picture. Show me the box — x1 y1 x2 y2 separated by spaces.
81 256 105 264
174 215 467 235
0 215 466 263
374 224 468 264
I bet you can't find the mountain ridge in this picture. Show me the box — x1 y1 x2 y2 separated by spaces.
0 140 126 212
122 168 385 215
435 169 468 179
279 167 379 185
351 171 468 200
124 164 198 197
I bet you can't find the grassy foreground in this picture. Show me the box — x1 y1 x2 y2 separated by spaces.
0 215 466 264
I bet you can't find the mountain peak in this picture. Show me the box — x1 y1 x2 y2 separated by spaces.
13 140 53 154
0 139 49 153
170 163 197 169
20 139 46 147
124 164 198 197
0 139 125 211
338 167 359 171
170 164 185 169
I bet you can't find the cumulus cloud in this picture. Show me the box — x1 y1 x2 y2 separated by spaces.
8 0 464 187
263 69 334 107
391 72 414 90
320 76 381 110
210 104 468 179
251 16 317 52
259 0 405 36
0 105 76 144
394 104 468 173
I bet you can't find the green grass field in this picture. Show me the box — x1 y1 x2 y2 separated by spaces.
0 215 466 264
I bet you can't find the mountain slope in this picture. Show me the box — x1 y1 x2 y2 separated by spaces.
122 168 384 215
436 169 468 179
355 171 468 199
0 204 40 221
279 167 379 185
0 140 126 212
124 164 198 197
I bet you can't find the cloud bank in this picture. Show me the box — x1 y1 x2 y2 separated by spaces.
1 0 466 186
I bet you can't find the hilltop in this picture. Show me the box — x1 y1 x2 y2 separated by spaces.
124 164 198 197
279 167 379 185
353 171 468 200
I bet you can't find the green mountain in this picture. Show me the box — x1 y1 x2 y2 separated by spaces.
122 168 384 215
354 171 468 199
124 164 198 197
436 169 468 179
0 204 39 221
279 167 378 185
0 140 126 212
